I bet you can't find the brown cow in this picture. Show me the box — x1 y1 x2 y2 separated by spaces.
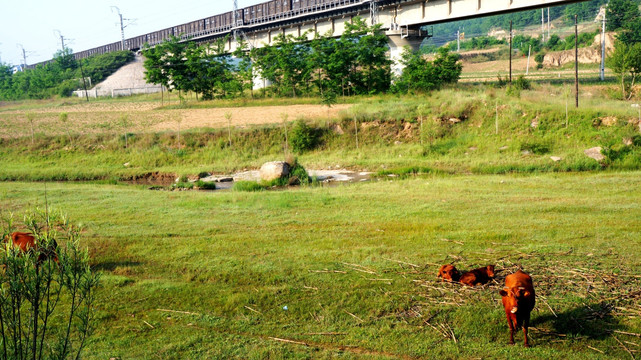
460 265 495 286
6 232 59 266
499 270 536 347
437 264 461 282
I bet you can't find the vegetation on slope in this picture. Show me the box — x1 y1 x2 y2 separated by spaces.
0 87 639 181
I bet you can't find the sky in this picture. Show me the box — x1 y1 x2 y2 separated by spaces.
0 0 265 66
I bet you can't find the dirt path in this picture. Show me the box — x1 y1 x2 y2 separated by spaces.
0 102 351 138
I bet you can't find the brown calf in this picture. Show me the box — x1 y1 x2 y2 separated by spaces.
460 265 495 286
437 264 461 282
499 270 536 347
6 232 59 266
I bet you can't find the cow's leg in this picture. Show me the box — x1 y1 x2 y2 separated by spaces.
523 314 530 348
506 314 515 345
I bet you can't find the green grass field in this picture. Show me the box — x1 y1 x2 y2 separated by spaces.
1 171 640 359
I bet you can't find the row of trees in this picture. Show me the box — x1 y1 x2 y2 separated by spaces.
0 50 134 100
143 17 462 100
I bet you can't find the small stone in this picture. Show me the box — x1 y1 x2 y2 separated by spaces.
499 146 509 150
600 116 617 126
394 141 403 145
521 150 531 155
584 147 605 162
623 138 633 146
123 162 130 167
469 146 477 151
550 156 562 162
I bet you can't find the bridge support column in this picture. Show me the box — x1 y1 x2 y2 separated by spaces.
387 29 426 78
253 71 272 90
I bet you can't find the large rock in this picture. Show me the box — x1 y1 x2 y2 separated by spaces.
584 147 605 162
260 161 290 181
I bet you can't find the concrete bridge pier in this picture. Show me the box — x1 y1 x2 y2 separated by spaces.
253 72 272 90
386 28 427 78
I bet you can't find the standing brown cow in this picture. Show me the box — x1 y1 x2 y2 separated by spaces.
6 232 59 266
437 264 461 282
460 265 495 286
499 270 536 347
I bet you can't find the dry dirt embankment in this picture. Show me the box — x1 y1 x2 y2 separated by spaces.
0 102 351 138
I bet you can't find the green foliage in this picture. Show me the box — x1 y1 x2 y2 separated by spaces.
606 0 641 31
520 140 551 155
172 181 194 190
0 209 100 360
0 49 133 101
445 36 505 52
607 41 641 99
233 181 266 192
513 75 532 90
375 166 437 178
289 120 318 153
394 48 462 93
195 180 216 190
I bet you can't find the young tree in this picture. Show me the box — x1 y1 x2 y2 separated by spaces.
0 209 100 360
607 41 641 99
394 47 462 93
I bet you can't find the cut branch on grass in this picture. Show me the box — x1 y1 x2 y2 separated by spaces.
344 310 364 323
615 335 636 360
244 306 263 315
156 309 200 316
268 337 311 347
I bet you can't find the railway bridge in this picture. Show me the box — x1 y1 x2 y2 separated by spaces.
215 0 587 76
65 0 587 90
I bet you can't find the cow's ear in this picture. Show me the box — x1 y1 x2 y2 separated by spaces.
522 291 530 298
499 289 508 296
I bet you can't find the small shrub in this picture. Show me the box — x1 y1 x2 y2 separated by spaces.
289 120 318 153
520 141 551 155
513 75 531 90
506 85 521 98
534 53 545 68
173 182 193 190
0 209 100 360
195 180 216 190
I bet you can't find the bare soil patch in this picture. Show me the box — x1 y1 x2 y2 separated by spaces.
0 102 350 139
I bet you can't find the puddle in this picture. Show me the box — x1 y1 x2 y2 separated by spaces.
174 169 374 191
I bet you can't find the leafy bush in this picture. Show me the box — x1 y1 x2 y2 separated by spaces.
513 75 532 90
0 209 100 360
394 47 462 93
289 120 318 153
195 180 216 190
520 141 551 155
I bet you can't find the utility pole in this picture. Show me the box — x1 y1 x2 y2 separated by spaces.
111 6 134 51
575 15 579 108
54 29 67 50
547 7 550 40
600 7 606 81
526 45 532 75
541 9 544 39
509 21 513 83
17 44 28 68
